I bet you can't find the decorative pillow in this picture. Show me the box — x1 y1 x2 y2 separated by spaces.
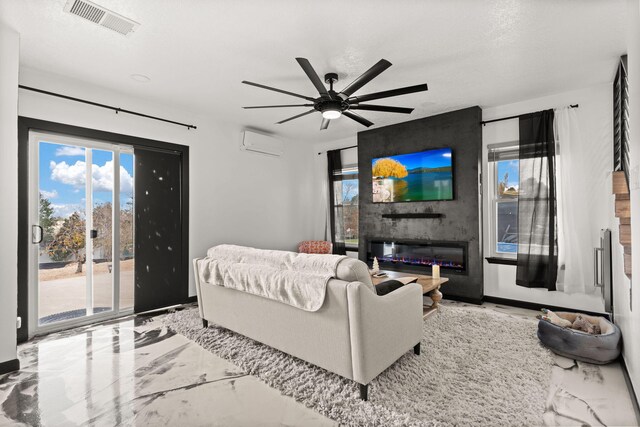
375 279 405 296
298 240 333 254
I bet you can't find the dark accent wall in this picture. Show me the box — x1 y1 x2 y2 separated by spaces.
357 107 483 302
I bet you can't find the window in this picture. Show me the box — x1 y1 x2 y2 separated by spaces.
488 143 519 258
331 166 359 250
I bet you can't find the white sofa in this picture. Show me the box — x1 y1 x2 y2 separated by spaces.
193 254 423 400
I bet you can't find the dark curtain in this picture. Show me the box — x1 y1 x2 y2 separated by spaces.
327 149 346 255
516 109 558 290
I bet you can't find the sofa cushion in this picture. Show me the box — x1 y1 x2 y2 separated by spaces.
336 258 375 293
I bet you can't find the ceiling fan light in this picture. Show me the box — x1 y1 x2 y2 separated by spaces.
322 109 342 120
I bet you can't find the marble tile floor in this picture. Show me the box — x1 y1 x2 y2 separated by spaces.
0 311 336 426
0 302 637 426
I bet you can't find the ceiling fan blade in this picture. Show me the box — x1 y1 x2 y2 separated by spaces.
243 104 314 109
339 59 392 99
296 58 330 98
320 117 330 130
349 104 414 114
348 83 428 103
242 80 315 101
276 109 316 124
343 110 374 127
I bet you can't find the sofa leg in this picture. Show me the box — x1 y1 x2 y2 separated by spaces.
359 383 368 401
414 342 421 355
202 319 209 328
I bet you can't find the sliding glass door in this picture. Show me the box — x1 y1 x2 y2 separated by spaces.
29 132 134 333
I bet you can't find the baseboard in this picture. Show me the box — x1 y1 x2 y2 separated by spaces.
0 358 20 375
442 293 483 305
620 355 640 425
482 296 610 319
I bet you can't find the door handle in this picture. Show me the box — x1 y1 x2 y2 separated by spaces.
593 247 603 288
31 225 43 244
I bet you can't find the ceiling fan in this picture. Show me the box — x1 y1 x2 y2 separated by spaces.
242 58 428 130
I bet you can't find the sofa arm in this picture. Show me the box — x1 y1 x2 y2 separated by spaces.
346 281 423 385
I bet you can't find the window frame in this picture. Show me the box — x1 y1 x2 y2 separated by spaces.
330 165 359 251
488 142 519 260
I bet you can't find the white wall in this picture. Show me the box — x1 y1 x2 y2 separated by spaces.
482 84 616 312
18 67 317 297
0 24 19 365
314 135 358 155
617 0 640 400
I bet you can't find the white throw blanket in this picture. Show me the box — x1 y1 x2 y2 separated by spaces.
198 245 346 311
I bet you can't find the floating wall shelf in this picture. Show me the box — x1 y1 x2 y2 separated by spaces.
382 213 444 219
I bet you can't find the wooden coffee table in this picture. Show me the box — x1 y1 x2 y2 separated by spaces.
371 270 449 318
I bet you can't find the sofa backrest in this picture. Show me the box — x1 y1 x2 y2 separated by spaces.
205 244 376 293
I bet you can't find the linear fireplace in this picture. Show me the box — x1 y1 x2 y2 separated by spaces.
367 239 468 274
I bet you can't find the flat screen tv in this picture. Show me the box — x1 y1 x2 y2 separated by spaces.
372 147 453 203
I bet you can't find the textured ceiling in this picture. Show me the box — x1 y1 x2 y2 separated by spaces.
0 0 627 142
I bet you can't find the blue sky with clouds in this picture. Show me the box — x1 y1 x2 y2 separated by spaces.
497 159 519 188
39 142 134 217
373 147 452 170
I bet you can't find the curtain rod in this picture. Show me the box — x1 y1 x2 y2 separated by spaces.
317 144 357 155
18 85 198 130
481 104 579 126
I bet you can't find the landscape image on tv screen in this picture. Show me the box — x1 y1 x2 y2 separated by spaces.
372 147 453 203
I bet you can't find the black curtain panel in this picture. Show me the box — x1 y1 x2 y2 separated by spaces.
327 149 347 255
134 148 187 312
516 109 558 290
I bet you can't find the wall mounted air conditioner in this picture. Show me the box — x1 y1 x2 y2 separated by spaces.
240 131 283 157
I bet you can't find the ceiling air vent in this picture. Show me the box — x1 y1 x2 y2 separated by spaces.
64 0 140 36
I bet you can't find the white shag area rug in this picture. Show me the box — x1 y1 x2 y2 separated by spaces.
165 305 552 426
